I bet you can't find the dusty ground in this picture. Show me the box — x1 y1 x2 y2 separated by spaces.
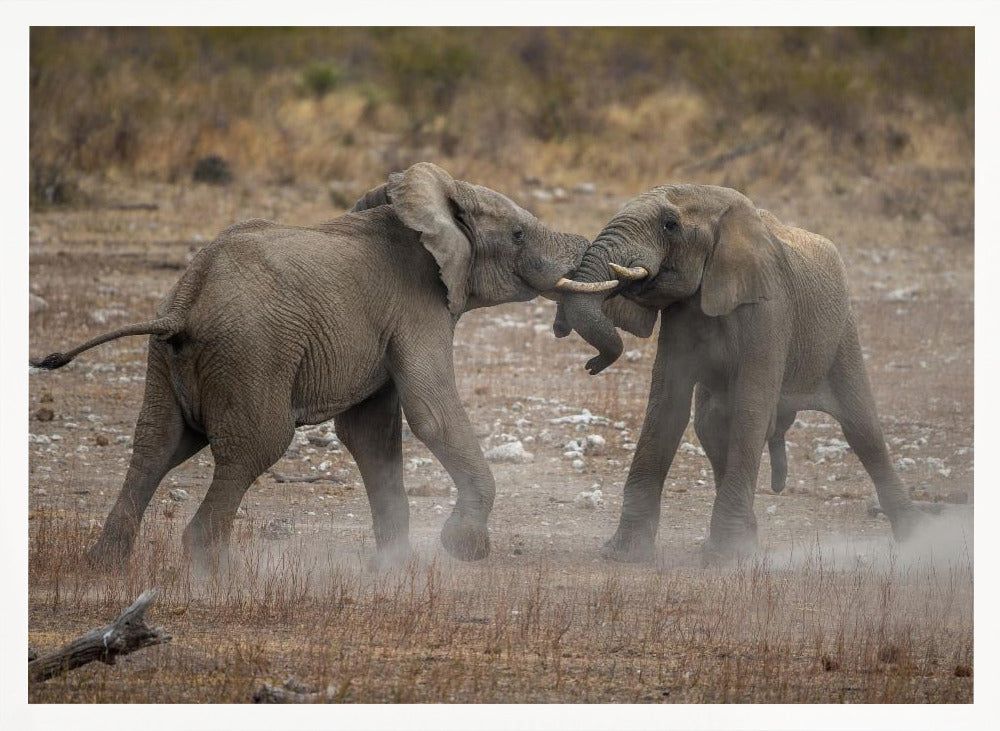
27 174 973 703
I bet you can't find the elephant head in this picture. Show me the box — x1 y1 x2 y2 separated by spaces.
557 185 779 372
354 162 593 315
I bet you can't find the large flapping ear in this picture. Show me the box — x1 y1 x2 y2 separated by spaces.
699 199 775 317
602 296 659 337
349 172 403 213
389 163 473 315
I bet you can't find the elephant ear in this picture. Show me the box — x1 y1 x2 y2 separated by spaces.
349 172 403 213
389 162 473 315
699 199 775 317
601 296 658 337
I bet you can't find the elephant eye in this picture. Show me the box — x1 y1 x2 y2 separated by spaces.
512 227 526 245
662 217 680 233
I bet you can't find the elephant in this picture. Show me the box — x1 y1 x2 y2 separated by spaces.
554 183 924 562
31 161 599 571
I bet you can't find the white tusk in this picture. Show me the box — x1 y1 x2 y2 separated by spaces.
553 277 620 293
608 263 649 280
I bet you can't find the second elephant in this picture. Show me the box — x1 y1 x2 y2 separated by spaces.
556 184 923 562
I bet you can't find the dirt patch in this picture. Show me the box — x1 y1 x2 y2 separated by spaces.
28 176 972 702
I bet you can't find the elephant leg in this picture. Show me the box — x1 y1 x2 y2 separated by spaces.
89 349 208 571
389 336 495 562
825 322 918 540
694 384 730 489
704 361 784 562
768 409 796 494
601 326 696 563
335 382 410 567
184 412 294 574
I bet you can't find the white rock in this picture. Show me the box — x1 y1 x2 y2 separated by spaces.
573 489 604 509
28 434 51 444
90 308 128 326
530 189 554 202
571 459 585 470
765 504 778 515
29 294 47 314
484 441 534 463
573 182 597 195
624 350 642 362
168 488 190 502
896 457 917 469
563 450 584 460
549 409 610 426
584 434 606 455
679 441 705 457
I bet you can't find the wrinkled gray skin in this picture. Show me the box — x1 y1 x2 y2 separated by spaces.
556 184 922 563
32 162 589 571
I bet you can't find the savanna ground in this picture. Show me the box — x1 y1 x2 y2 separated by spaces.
27 28 973 703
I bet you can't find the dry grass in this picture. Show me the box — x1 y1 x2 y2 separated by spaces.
28 507 973 703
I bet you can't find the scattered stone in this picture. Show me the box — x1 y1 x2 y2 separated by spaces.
91 308 129 326
679 441 706 457
549 409 610 426
624 350 642 362
35 408 54 422
33 488 47 497
573 182 597 195
885 286 920 301
571 459 585 471
262 517 294 540
573 489 604 509
765 504 778 516
484 441 534 463
530 189 554 202
95 434 110 447
551 186 569 202
584 434 606 456
895 457 916 469
28 434 51 445
168 488 190 502
307 432 339 448
30 294 48 314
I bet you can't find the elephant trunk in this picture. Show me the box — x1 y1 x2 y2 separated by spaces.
559 239 626 375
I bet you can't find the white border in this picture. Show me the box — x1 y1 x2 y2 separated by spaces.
3 3 995 730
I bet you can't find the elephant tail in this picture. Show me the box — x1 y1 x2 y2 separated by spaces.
768 434 788 494
30 314 184 370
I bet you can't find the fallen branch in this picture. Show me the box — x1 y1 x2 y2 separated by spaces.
269 470 323 484
28 588 171 683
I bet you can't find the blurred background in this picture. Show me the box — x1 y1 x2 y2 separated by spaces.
30 27 973 224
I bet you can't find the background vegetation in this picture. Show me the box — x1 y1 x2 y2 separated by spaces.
30 27 973 205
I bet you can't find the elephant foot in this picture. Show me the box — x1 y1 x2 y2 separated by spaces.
370 540 413 570
887 505 931 543
701 529 758 567
86 530 133 572
600 526 655 563
182 525 231 577
440 513 490 561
